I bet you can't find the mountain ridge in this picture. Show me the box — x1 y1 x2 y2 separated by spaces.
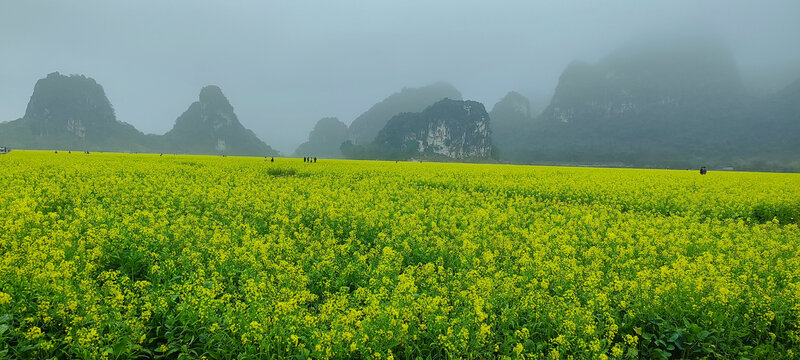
0 74 278 156
347 82 463 145
294 117 349 158
0 72 147 152
513 37 798 169
163 85 278 156
343 98 493 160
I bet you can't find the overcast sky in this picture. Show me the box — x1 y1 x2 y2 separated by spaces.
1 1 799 153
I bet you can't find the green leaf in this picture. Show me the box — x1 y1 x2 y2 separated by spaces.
112 337 129 356
0 324 8 335
668 330 681 342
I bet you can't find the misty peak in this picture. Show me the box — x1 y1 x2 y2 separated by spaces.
0 72 146 151
198 85 234 112
545 36 745 127
348 82 463 145
369 98 492 159
399 81 459 95
163 85 277 156
25 72 118 133
294 117 349 157
489 91 533 156
199 85 225 100
495 91 531 116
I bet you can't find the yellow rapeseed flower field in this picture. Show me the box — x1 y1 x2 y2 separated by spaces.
1 150 799 359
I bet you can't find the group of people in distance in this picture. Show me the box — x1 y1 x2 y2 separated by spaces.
45 150 706 173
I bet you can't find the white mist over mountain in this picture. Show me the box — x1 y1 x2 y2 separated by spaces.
1 0 798 153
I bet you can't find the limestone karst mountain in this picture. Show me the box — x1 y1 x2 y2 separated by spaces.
489 91 535 159
294 117 349 158
0 72 147 151
0 74 279 156
163 85 278 156
343 98 492 160
347 82 462 145
518 37 767 167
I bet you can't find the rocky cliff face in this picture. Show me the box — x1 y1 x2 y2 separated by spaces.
0 72 145 151
164 85 278 156
348 82 462 145
374 98 492 159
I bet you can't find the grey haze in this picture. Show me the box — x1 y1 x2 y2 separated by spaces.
1 0 799 153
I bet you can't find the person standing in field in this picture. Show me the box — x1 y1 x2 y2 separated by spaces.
700 166 707 175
